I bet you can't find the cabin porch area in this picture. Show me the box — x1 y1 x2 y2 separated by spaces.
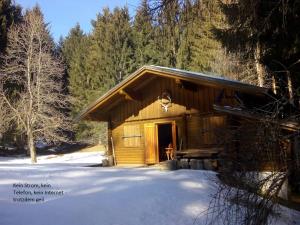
158 147 223 171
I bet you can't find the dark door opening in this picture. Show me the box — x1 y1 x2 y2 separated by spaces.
157 123 173 162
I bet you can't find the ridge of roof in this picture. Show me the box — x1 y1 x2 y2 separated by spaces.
146 65 266 89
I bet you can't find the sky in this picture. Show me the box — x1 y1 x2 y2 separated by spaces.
15 0 141 42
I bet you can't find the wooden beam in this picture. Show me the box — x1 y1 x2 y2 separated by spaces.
234 91 245 107
215 89 225 104
119 89 141 101
175 78 198 92
175 78 181 85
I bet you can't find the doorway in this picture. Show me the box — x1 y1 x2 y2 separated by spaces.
157 123 174 162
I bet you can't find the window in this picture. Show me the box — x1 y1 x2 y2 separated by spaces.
123 125 141 147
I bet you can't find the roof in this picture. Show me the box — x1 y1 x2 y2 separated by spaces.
77 65 268 121
213 104 300 131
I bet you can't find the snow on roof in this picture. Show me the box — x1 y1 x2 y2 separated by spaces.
150 65 241 83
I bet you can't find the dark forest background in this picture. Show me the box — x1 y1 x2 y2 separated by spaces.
1 0 299 144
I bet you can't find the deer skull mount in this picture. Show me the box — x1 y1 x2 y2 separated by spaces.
158 91 172 112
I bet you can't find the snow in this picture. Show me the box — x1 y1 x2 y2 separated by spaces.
0 153 299 225
0 152 104 166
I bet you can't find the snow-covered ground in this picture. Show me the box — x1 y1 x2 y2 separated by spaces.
0 151 104 166
0 153 299 225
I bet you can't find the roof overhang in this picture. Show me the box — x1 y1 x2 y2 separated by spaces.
77 65 269 121
213 104 300 131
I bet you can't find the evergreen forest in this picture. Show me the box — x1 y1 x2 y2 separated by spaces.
1 0 299 144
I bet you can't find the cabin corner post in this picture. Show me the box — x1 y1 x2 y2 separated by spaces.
182 114 188 149
107 119 113 156
172 121 177 157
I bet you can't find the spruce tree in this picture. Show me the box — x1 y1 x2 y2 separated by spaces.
62 7 135 143
133 0 159 67
62 24 90 113
186 0 224 72
154 0 182 67
217 0 300 92
62 24 104 143
0 0 22 53
0 0 22 147
152 0 224 72
87 6 135 94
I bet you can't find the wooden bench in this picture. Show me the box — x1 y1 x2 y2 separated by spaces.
176 147 223 159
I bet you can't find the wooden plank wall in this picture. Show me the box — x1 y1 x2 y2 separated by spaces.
111 115 226 164
110 76 234 126
186 115 226 148
109 76 234 164
111 122 145 164
111 118 182 164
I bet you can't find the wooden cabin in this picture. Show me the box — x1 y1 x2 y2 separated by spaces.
78 66 269 165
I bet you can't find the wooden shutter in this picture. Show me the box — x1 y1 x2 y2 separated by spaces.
144 123 157 164
123 125 141 147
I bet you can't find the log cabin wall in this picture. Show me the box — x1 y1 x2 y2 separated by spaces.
186 115 226 149
108 76 234 164
110 121 145 164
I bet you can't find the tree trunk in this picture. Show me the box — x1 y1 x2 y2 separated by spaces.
27 131 36 163
287 71 293 101
272 74 277 94
254 41 264 87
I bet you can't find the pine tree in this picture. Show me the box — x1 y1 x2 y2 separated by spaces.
133 0 159 67
149 0 256 83
174 0 194 69
0 0 22 53
62 24 90 114
150 0 223 71
154 0 182 67
0 0 22 145
217 0 300 94
62 24 103 143
187 0 224 72
87 6 135 94
62 7 135 143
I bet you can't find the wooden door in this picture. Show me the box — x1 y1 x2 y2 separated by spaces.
144 123 157 164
